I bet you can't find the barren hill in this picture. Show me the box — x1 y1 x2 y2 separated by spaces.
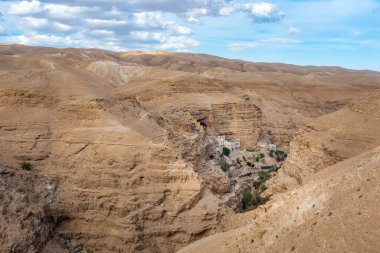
0 44 379 252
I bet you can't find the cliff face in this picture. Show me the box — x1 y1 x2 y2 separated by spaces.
50 137 223 252
0 53 227 252
0 95 226 252
172 102 263 148
207 103 262 148
1 45 380 252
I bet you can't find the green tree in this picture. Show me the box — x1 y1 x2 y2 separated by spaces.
223 147 231 157
258 170 270 182
241 189 253 209
220 159 230 172
275 150 288 162
258 182 267 192
253 180 261 190
251 192 262 206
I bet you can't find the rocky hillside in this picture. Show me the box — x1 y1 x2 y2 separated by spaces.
281 93 380 185
179 93 380 253
180 144 380 253
0 44 380 252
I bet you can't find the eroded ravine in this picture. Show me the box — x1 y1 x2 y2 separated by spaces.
1 45 380 253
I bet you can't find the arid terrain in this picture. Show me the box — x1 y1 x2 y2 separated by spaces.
0 44 379 253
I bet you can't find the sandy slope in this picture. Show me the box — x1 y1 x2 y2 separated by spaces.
0 44 379 252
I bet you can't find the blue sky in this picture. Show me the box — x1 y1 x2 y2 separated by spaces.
0 0 380 70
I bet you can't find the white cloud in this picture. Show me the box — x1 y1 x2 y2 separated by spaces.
186 16 200 24
85 18 128 27
53 22 72 32
229 42 258 51
244 3 278 18
8 1 285 23
131 31 165 41
218 2 284 23
44 4 89 19
4 32 125 51
22 17 48 29
132 12 167 28
21 17 72 32
131 31 199 51
261 38 302 44
288 27 301 34
6 33 67 46
185 8 208 24
90 29 116 37
229 38 302 51
219 6 235 16
5 0 217 51
31 0 225 14
0 25 5 35
156 36 199 50
171 25 193 35
9 0 42 15
106 6 122 16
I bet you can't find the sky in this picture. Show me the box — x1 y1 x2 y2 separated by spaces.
0 0 380 70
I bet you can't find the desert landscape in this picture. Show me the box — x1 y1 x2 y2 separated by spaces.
0 44 379 252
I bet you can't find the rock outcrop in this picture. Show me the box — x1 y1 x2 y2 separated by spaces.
207 103 262 148
0 166 57 253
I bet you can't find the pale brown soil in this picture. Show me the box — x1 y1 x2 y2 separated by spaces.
0 44 379 253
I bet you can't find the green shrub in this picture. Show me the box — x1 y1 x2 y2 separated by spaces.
253 180 267 192
236 158 241 164
220 159 230 172
275 150 287 162
243 156 247 162
241 189 253 209
258 170 270 182
259 153 265 159
253 180 261 190
251 192 262 206
21 161 32 171
269 150 274 157
255 157 259 162
246 161 255 168
223 147 231 157
258 182 267 192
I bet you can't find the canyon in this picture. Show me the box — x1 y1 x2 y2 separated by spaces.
0 44 379 253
